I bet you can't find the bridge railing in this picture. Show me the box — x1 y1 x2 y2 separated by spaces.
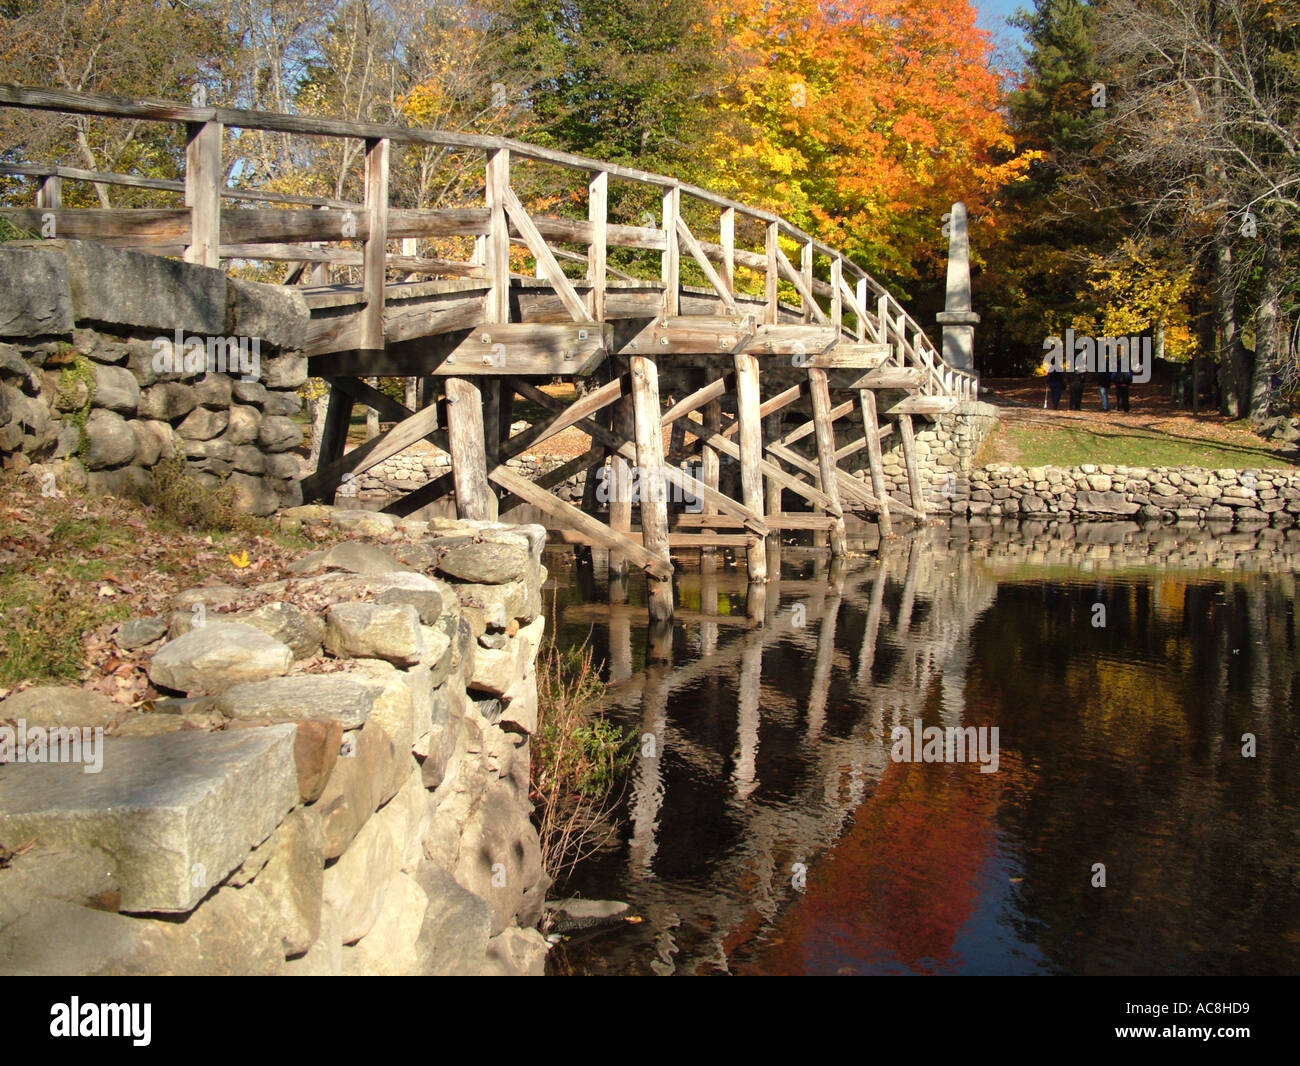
0 85 976 401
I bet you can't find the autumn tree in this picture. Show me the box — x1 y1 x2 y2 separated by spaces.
1093 0 1300 419
705 0 1029 290
0 0 231 205
1074 238 1198 361
975 0 1118 373
479 0 728 174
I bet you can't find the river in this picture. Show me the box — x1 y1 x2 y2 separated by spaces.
540 525 1300 975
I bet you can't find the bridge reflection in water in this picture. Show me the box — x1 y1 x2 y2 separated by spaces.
544 530 1300 976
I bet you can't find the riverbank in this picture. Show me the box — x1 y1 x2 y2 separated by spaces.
977 377 1298 470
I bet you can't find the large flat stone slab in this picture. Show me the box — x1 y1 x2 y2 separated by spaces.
0 726 298 913
214 675 376 729
0 246 73 336
62 241 228 335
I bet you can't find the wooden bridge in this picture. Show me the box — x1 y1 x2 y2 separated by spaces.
0 86 978 623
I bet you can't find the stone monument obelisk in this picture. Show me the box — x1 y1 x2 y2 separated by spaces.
935 202 979 373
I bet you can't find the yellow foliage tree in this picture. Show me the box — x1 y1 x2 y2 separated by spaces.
1071 239 1199 361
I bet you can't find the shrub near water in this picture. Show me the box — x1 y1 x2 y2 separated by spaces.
531 638 635 885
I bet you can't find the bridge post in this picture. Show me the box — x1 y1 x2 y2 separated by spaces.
702 205 733 559
630 354 675 632
764 222 779 325
608 354 633 582
661 184 680 316
734 350 767 582
318 382 355 501
809 367 848 557
588 171 607 321
361 137 389 350
447 147 507 521
485 148 510 322
640 180 680 627
446 379 493 521
719 206 736 295
737 219 782 582
898 413 926 518
34 173 61 209
184 120 222 269
858 388 893 537
830 256 843 330
878 294 893 359
762 414 783 523
700 391 721 555
801 240 815 322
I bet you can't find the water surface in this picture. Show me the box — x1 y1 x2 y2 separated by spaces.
542 529 1300 976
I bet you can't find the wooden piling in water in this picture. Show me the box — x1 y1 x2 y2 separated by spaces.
630 354 675 627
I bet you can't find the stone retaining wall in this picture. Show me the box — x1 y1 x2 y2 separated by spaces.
0 241 311 515
955 464 1300 527
358 403 1002 517
857 400 1000 515
0 510 551 976
354 448 582 505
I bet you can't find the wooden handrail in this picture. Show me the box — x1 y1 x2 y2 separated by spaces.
0 82 976 398
0 161 358 208
0 83 867 276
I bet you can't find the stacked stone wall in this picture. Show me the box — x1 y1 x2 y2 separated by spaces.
0 241 312 515
0 511 551 976
958 464 1300 527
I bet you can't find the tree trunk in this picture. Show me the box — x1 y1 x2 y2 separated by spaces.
1249 227 1282 424
1214 232 1246 417
1195 293 1217 416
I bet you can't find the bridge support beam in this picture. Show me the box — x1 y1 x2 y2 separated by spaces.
859 388 893 537
700 390 721 557
316 382 354 503
445 377 495 521
733 351 767 583
763 413 783 528
629 353 675 631
608 354 634 582
898 413 926 519
808 367 848 557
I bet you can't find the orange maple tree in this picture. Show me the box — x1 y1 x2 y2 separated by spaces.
706 0 1032 281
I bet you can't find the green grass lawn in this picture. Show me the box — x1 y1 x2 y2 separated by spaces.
981 419 1296 470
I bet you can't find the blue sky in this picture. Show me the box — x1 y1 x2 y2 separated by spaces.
974 0 1028 68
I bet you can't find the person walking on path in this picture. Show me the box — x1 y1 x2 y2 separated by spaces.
1096 368 1111 413
1046 367 1065 409
1114 369 1132 412
1067 371 1084 410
